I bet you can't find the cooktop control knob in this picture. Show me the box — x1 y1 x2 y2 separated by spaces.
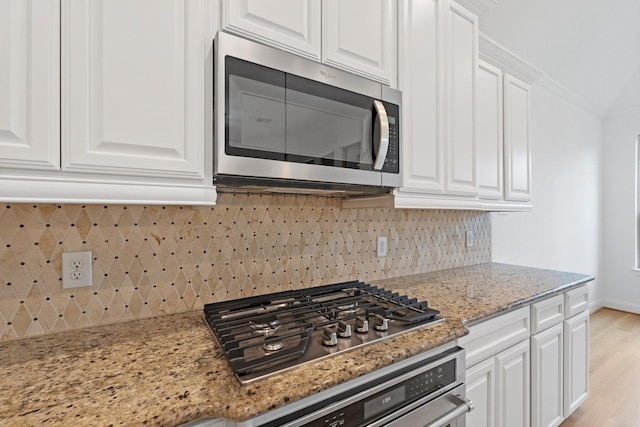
355 316 369 333
338 321 352 338
373 314 389 331
322 327 338 346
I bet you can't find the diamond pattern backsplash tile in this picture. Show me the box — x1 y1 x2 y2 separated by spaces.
0 194 491 341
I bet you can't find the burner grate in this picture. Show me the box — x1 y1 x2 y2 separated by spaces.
203 280 442 383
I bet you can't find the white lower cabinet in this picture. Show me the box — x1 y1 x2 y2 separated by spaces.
459 306 530 427
466 339 531 427
466 358 495 427
564 309 589 417
495 339 530 427
462 285 590 427
531 323 564 427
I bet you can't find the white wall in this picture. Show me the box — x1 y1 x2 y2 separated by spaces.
601 98 640 313
492 83 604 308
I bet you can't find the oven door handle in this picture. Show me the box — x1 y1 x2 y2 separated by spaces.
372 100 390 171
423 394 474 427
383 392 474 427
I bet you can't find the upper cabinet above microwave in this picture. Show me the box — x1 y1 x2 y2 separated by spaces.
221 0 398 87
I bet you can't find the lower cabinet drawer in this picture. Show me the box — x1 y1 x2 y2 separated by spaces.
565 285 589 318
459 306 530 368
531 294 564 334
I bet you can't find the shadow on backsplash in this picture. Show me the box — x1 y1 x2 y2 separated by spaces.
0 194 491 341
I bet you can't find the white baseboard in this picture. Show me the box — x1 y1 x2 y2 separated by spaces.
589 299 605 313
599 299 640 315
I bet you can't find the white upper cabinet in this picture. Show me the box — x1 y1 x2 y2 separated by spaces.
446 1 478 197
222 0 321 60
503 73 532 202
476 62 533 208
0 0 218 205
475 34 537 210
0 0 60 171
344 0 481 210
62 0 210 181
390 0 479 208
322 0 397 84
398 0 444 194
477 60 504 200
221 0 397 86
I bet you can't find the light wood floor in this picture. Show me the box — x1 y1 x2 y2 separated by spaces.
560 308 640 427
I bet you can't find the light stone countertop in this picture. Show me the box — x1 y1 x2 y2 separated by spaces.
0 263 594 426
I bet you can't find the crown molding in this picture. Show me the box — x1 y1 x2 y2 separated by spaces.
479 33 607 116
453 0 498 16
536 74 607 118
479 34 543 84
605 104 640 119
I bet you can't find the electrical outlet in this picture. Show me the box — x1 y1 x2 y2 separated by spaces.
377 236 388 257
70 259 84 269
62 251 93 288
466 230 474 248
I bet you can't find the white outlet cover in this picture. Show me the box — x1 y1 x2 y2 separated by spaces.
377 236 388 257
466 231 474 248
62 251 93 288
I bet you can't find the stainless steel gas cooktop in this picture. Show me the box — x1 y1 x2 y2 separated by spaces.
203 281 444 384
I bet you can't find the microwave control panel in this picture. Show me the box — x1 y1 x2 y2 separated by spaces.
381 101 400 174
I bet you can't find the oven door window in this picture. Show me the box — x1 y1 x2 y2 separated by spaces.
225 57 375 170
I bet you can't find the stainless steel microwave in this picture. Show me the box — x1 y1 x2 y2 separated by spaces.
213 31 402 196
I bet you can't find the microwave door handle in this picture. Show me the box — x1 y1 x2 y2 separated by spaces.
372 100 390 170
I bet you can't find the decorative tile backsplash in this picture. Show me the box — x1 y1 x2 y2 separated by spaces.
0 194 491 341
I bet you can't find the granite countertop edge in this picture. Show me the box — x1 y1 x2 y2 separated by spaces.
0 263 595 426
462 273 595 326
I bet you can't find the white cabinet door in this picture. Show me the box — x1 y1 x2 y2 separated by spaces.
62 0 213 181
222 0 321 60
466 358 495 427
398 0 444 194
445 1 478 196
531 324 564 427
503 74 531 202
476 60 503 200
0 0 59 171
322 0 396 85
496 339 530 427
564 310 589 417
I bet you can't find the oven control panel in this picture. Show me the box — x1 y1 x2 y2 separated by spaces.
299 359 456 427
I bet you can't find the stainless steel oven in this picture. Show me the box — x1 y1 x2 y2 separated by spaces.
213 32 402 195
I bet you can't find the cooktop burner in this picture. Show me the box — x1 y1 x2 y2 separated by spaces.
203 280 444 384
